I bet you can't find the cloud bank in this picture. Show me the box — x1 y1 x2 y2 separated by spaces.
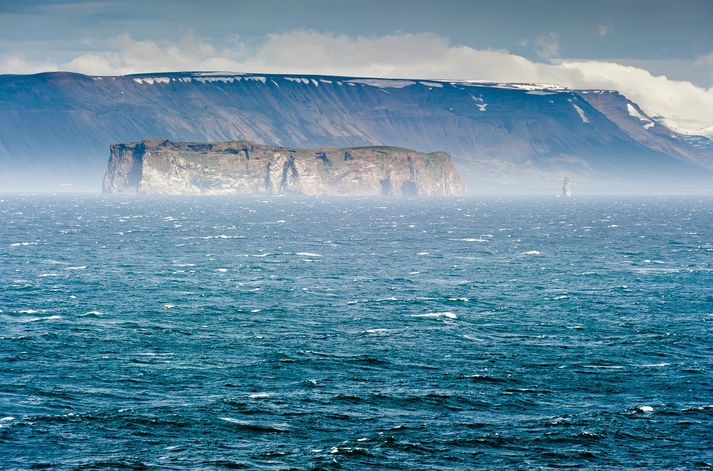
2 31 712 136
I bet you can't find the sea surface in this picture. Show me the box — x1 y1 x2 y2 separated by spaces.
1 195 712 469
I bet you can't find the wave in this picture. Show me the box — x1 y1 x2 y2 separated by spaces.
631 267 680 274
411 311 457 319
0 417 14 428
248 392 271 399
296 252 321 257
219 417 290 433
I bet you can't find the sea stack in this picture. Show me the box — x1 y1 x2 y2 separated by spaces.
562 177 572 198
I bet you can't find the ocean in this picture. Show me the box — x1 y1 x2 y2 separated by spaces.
1 195 712 469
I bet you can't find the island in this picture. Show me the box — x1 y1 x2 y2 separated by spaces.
102 140 468 196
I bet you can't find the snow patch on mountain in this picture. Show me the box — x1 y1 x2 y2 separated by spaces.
133 77 171 85
627 103 655 129
347 79 416 88
470 95 488 112
285 77 311 84
245 76 266 83
573 103 589 123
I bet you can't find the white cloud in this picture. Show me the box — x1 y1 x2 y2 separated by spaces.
0 54 58 74
533 32 560 59
1 30 712 136
557 60 713 134
597 22 614 37
62 32 246 75
695 51 713 68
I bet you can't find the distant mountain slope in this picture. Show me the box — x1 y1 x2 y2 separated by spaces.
0 71 711 192
577 90 713 170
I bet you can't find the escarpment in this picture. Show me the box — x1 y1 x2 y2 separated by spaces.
102 140 468 196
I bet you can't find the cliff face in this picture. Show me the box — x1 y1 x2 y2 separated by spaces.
103 140 468 196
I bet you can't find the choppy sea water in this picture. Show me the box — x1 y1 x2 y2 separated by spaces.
1 195 712 469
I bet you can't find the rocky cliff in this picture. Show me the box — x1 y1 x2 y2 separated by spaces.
103 140 468 196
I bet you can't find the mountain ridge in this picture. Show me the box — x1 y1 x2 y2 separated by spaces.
1 71 711 193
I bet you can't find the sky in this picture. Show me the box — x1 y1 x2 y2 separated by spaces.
1 0 712 134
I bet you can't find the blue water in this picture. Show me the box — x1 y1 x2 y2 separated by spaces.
1 195 712 469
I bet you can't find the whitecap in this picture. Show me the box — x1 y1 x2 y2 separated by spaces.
220 417 242 423
249 392 271 399
296 252 321 257
9 242 37 247
636 405 654 413
163 304 175 309
685 404 713 412
82 311 103 317
412 311 457 319
522 250 542 255
376 296 399 302
417 251 430 256
463 334 484 342
216 268 228 272
451 238 488 242
631 267 680 274
65 266 87 270
27 315 61 322
581 365 624 370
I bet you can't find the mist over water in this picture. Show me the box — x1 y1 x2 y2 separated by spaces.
3 170 713 196
1 195 712 468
